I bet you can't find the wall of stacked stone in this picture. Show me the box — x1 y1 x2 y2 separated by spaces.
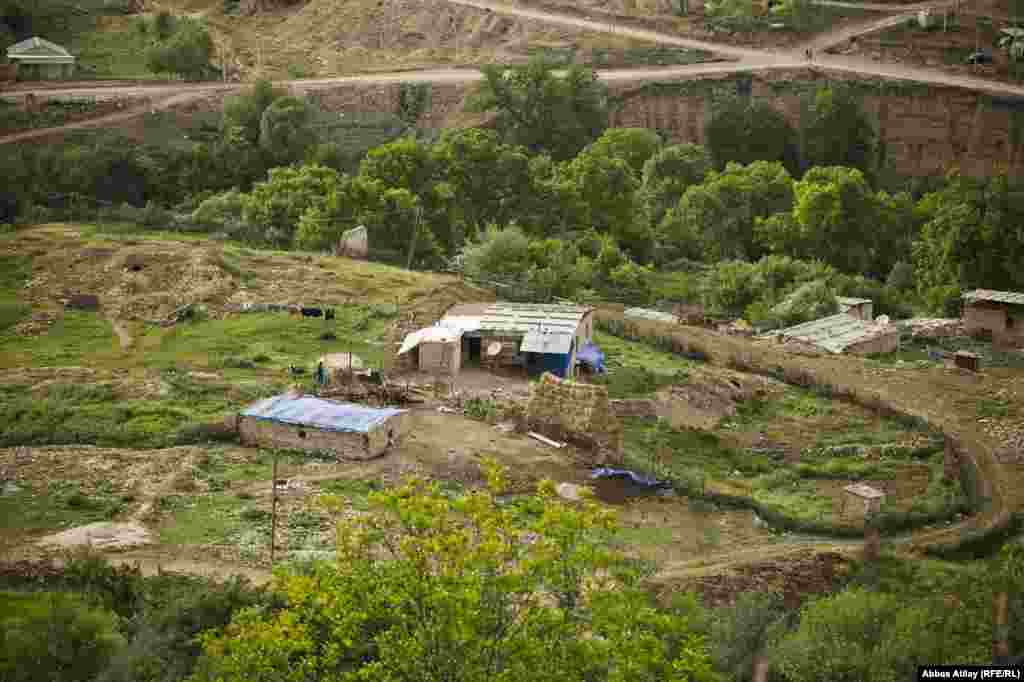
526 373 623 458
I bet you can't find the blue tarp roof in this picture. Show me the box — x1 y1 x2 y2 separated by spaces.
240 394 405 433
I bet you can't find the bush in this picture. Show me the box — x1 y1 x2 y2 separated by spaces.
0 591 126 682
175 422 237 445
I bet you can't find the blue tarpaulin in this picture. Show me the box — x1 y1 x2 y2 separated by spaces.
576 342 606 373
591 468 670 489
241 394 405 433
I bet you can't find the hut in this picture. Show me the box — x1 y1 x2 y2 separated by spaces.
237 393 406 459
6 37 75 80
770 313 898 356
438 302 595 379
961 289 1024 347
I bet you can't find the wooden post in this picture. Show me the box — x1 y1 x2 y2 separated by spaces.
994 590 1010 660
270 450 279 567
406 206 422 270
864 516 880 563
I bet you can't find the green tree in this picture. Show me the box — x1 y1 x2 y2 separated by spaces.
800 85 877 176
145 18 214 80
189 461 719 682
259 95 318 165
912 171 1024 313
757 166 880 274
430 129 533 240
640 143 713 228
241 164 343 246
583 127 663 177
557 149 648 256
704 95 799 172
0 591 126 682
468 57 609 162
222 80 285 146
661 160 794 262
712 592 786 682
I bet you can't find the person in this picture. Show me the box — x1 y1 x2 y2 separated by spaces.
316 361 326 386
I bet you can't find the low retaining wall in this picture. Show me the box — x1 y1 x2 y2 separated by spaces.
595 305 1015 557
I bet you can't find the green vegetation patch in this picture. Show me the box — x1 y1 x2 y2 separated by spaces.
141 309 392 372
68 18 158 79
157 493 249 546
0 311 120 369
0 254 31 334
0 478 133 537
0 99 100 135
589 330 695 398
528 46 714 68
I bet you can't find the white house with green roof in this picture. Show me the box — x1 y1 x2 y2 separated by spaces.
6 37 76 80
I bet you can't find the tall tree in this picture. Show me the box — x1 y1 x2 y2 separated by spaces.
704 95 800 172
467 57 609 162
800 85 877 177
640 143 714 227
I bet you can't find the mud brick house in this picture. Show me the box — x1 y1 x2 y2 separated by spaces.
962 289 1024 347
770 312 898 355
237 393 406 459
6 37 75 80
399 302 595 379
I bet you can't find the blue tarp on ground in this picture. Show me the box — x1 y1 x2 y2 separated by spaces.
576 342 606 373
591 468 670 488
240 394 405 433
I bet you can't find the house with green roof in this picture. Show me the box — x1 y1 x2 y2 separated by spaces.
6 37 76 80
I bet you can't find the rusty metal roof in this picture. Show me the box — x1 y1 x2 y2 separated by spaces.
962 289 1024 305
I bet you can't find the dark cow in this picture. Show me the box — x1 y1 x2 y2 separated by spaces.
301 307 323 317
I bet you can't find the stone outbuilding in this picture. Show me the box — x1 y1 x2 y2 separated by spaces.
337 225 368 259
961 289 1024 348
397 326 462 375
837 297 874 322
6 37 75 80
769 313 898 355
237 393 406 459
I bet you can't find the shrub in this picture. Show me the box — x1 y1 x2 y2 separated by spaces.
0 591 126 682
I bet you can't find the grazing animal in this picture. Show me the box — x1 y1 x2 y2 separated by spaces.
301 307 323 317
325 308 335 320
289 365 306 376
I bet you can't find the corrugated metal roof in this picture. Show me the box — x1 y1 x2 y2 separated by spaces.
624 307 680 324
7 37 74 61
774 313 895 354
442 302 590 335
836 297 871 306
962 289 1024 305
520 329 574 354
240 394 404 433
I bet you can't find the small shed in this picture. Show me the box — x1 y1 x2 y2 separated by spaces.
842 482 887 515
337 225 368 259
836 297 873 322
770 313 898 355
961 289 1024 347
398 326 462 375
238 394 406 459
6 37 75 80
624 307 680 325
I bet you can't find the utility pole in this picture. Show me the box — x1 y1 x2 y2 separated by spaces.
270 449 279 567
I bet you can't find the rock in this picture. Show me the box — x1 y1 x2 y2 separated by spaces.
1 481 21 495
556 482 582 502
37 522 152 551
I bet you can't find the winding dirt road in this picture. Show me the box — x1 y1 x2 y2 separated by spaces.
2 0 1023 146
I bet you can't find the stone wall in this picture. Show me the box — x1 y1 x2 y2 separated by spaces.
963 304 1007 337
610 398 660 418
526 372 622 462
238 414 407 459
845 330 899 356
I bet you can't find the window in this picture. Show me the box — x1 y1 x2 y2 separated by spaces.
298 429 307 439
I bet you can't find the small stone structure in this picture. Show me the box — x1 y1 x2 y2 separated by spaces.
961 289 1024 348
842 483 887 562
337 225 368 259
237 393 407 460
526 372 622 463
